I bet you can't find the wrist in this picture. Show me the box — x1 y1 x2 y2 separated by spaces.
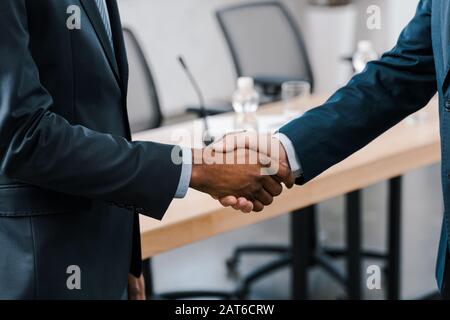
273 137 289 168
190 149 205 189
280 144 289 167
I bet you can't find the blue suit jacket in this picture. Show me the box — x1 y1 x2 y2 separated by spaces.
280 0 450 290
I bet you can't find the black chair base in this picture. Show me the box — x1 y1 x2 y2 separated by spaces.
143 259 236 300
143 177 403 300
226 245 290 279
227 247 392 300
226 177 402 300
234 254 292 299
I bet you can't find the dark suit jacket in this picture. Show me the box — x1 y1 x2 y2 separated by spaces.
0 0 182 299
280 0 450 290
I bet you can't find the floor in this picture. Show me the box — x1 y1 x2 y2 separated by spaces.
152 164 443 300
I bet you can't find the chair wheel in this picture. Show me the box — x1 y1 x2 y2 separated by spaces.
226 258 240 279
234 285 249 300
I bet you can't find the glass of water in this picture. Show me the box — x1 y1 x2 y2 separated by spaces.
282 81 311 119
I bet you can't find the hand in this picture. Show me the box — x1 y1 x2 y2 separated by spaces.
189 147 293 212
212 132 293 211
127 273 146 300
213 132 290 167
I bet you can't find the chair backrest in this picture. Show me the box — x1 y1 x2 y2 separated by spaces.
123 27 163 132
216 1 314 91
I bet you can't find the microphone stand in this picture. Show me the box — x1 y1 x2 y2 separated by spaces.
178 56 214 146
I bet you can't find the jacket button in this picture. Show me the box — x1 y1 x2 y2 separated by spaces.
445 100 450 112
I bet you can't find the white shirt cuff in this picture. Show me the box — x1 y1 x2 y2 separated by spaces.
274 133 303 178
174 148 192 198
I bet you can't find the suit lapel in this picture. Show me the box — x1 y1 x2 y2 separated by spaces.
106 0 132 139
440 0 450 89
107 0 129 96
80 0 121 84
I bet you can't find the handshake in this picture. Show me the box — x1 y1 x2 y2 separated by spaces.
188 132 295 212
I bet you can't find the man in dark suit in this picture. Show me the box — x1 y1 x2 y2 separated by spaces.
0 0 292 299
217 0 450 298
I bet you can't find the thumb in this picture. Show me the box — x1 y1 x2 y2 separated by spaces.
212 131 262 153
211 132 243 153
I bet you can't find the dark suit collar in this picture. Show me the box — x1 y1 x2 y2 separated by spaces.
106 0 131 139
440 0 450 89
80 0 121 85
106 0 129 96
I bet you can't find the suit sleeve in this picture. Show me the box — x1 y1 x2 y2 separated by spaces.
0 0 181 220
279 0 437 184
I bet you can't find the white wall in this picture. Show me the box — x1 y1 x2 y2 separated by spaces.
118 0 419 117
303 4 357 92
386 0 420 46
355 0 419 52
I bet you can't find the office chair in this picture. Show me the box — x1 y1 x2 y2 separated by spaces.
123 27 163 133
216 1 314 100
186 1 315 117
214 2 402 300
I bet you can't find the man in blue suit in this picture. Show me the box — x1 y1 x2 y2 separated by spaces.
217 0 450 297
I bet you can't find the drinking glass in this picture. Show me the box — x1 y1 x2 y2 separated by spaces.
282 81 311 119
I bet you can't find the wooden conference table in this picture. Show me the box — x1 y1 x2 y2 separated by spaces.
133 94 441 299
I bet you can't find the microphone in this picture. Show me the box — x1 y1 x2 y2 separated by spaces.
177 56 213 146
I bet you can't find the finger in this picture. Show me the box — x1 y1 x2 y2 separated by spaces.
258 153 273 168
247 134 279 158
211 141 233 153
231 197 246 210
262 176 283 197
128 275 146 300
129 288 145 300
252 200 265 212
219 196 238 207
212 132 246 152
215 131 248 145
277 164 295 188
213 132 263 154
255 188 273 206
241 202 254 213
232 197 253 213
139 276 146 300
129 292 145 300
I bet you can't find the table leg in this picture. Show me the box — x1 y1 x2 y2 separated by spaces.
346 190 362 299
291 206 315 300
387 176 402 300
